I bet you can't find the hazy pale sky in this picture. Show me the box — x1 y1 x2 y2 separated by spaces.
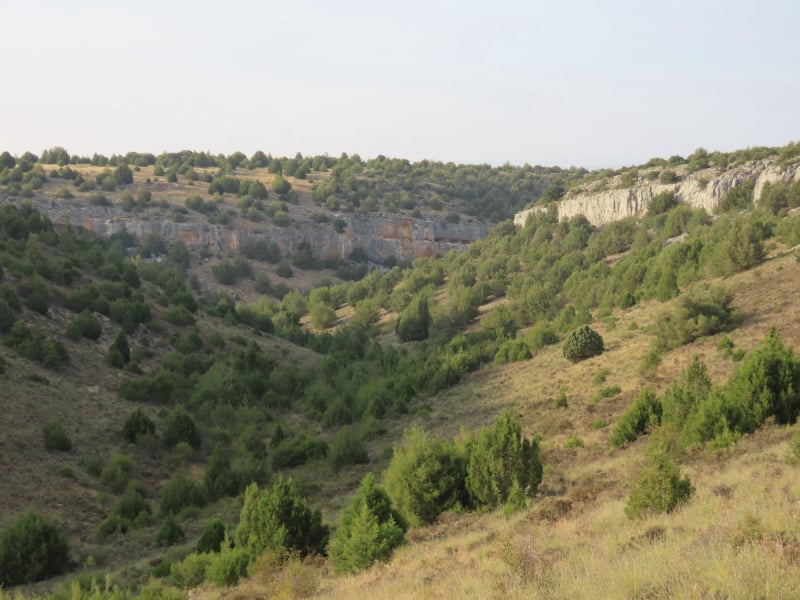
2 0 798 167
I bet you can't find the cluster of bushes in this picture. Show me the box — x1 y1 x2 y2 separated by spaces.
4 321 69 368
613 329 800 450
384 411 542 527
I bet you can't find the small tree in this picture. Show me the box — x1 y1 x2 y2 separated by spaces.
609 388 663 447
465 411 542 510
562 325 604 362
114 163 134 185
272 174 292 196
121 408 156 443
157 513 186 546
163 409 201 450
0 511 70 585
197 518 227 554
160 471 207 515
625 442 693 519
204 444 239 501
395 294 430 342
383 427 468 527
108 330 130 368
235 478 329 557
328 474 406 574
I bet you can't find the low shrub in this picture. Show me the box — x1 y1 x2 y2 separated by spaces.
160 471 207 515
0 511 70 585
207 546 251 588
65 310 102 340
121 408 156 443
42 421 72 452
329 427 369 469
625 443 693 519
197 518 227 554
156 514 185 547
100 454 134 493
610 388 663 447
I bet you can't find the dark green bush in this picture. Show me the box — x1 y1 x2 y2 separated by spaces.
65 310 102 340
562 325 604 362
0 298 16 332
163 305 196 326
162 410 201 449
160 471 207 515
211 258 253 285
395 294 430 342
625 443 693 519
329 426 369 469
100 454 134 493
118 368 174 403
121 408 156 443
465 410 542 510
204 444 239 501
114 487 151 521
653 285 739 351
329 474 406 574
235 478 329 557
271 435 328 469
42 421 72 452
0 511 70 585
197 518 227 554
156 514 185 547
383 427 468 527
4 322 69 368
609 388 663 447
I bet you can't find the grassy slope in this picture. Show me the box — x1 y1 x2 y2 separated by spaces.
197 248 800 599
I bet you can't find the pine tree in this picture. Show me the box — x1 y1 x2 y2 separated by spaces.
329 474 406 573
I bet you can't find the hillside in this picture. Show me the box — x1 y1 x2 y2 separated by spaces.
2 144 800 599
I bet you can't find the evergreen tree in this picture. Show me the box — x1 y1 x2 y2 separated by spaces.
465 410 542 510
395 294 430 342
235 478 328 557
204 443 239 501
329 474 406 574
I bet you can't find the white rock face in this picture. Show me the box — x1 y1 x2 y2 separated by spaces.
514 160 800 228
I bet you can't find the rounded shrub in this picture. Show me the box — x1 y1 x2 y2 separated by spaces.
197 518 227 554
121 408 156 443
42 421 72 452
625 445 694 519
0 511 70 585
156 514 185 547
562 325 604 363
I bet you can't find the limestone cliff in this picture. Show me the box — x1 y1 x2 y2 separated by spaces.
514 160 800 228
8 197 491 262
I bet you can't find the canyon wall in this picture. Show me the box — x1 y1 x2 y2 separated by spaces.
7 197 491 262
514 160 800 228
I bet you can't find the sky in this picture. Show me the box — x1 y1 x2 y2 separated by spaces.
1 0 798 168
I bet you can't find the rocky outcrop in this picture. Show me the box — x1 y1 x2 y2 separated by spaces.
6 197 491 262
514 160 800 228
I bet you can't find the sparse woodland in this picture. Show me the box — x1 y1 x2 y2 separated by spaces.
2 143 800 598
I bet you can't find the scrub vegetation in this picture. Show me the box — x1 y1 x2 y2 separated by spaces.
2 143 800 598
